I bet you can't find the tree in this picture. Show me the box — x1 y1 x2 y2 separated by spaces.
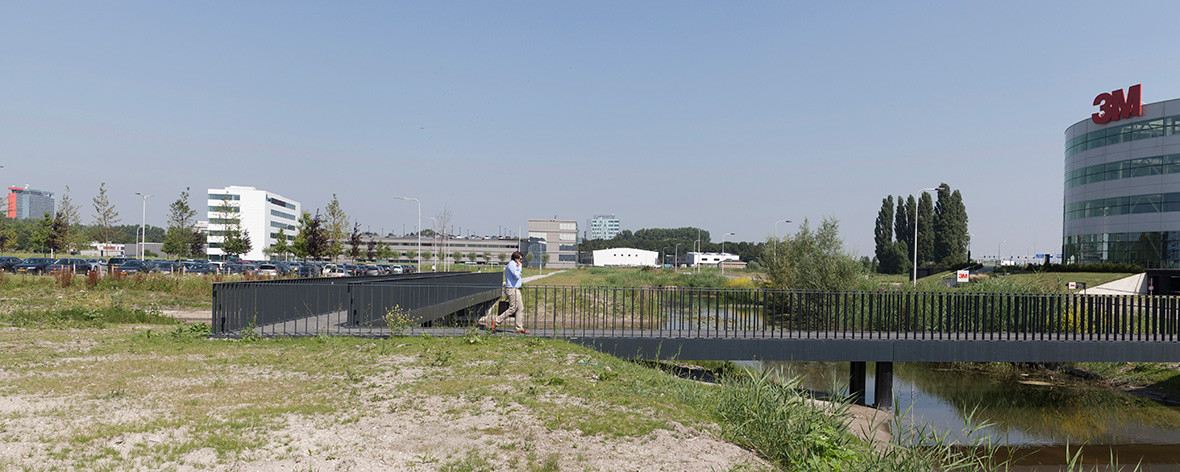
468 252 479 263
451 250 463 264
221 226 251 259
366 238 378 261
524 252 535 267
212 198 250 259
541 253 551 273
163 188 198 258
498 253 507 265
916 192 934 266
48 212 69 256
293 211 329 261
271 228 290 261
878 241 909 275
91 182 121 243
31 212 53 255
873 196 894 268
189 229 206 257
59 186 85 250
348 223 363 261
483 251 491 263
406 249 418 262
764 217 863 291
934 185 969 266
325 194 349 261
894 195 916 263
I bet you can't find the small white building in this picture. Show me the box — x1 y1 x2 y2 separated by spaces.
686 252 740 267
591 248 658 267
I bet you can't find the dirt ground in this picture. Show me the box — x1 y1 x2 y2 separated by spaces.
161 308 211 325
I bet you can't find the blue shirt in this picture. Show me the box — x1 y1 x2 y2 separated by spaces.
505 260 522 288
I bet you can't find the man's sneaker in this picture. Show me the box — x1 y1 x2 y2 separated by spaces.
516 329 530 334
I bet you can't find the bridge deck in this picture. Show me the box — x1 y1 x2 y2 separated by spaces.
240 312 1180 362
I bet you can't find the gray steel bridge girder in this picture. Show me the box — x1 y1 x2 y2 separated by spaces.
568 337 1180 363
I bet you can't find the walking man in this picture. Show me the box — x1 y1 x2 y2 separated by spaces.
493 251 529 334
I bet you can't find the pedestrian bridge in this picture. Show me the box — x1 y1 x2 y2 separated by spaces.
212 276 1180 408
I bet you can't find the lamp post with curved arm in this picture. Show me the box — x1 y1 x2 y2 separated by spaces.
394 197 420 270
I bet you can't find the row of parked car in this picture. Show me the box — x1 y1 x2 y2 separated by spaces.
0 256 419 278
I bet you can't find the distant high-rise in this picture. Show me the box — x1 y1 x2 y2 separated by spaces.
6 187 55 219
586 214 620 240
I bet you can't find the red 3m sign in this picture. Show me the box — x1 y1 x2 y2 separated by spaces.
1092 84 1142 125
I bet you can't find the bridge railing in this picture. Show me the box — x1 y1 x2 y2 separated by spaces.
211 272 501 336
521 286 1180 341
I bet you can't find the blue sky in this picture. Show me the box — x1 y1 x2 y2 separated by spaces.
4 2 1179 259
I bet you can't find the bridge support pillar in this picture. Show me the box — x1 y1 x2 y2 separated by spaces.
873 362 893 411
849 362 866 406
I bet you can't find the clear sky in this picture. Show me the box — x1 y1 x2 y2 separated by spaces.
4 2 1179 260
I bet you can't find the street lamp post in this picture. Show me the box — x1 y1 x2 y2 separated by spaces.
913 187 943 287
673 243 681 268
998 240 1005 268
394 197 421 270
134 192 153 260
426 216 441 271
721 232 736 276
773 219 792 261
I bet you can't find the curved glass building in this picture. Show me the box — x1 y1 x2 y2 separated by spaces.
1064 96 1180 267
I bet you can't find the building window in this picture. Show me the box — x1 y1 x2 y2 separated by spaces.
209 193 240 201
270 209 296 220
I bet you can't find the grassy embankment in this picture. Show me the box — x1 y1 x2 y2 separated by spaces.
0 316 1024 471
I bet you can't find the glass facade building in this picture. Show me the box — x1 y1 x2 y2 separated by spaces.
1064 97 1180 267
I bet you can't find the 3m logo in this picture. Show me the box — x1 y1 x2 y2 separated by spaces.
1092 84 1142 125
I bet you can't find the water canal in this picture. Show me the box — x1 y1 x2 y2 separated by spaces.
753 362 1180 471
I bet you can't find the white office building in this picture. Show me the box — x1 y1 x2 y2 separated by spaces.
587 214 621 240
206 186 301 261
591 248 658 267
686 252 740 267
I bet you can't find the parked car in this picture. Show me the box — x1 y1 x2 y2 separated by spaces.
112 259 155 275
363 265 381 276
12 258 57 274
153 261 180 274
0 256 23 273
46 258 93 274
86 258 107 271
107 257 136 268
325 267 348 277
256 264 279 276
181 262 217 274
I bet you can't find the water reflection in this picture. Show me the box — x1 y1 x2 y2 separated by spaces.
748 361 1180 469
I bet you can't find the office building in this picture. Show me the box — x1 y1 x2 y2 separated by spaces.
586 214 621 240
6 187 54 219
528 218 578 269
206 186 301 261
1064 84 1180 267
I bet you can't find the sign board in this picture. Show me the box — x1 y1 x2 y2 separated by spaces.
956 270 970 284
1092 84 1142 124
1069 282 1077 290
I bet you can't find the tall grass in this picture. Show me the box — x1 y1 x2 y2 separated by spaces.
0 306 181 328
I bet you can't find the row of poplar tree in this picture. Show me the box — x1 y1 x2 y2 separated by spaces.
873 184 969 274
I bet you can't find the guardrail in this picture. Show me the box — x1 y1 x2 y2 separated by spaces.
522 286 1180 341
212 281 1180 342
211 272 501 336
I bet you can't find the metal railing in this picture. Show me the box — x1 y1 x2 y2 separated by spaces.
520 286 1180 342
211 282 1180 342
211 272 500 336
